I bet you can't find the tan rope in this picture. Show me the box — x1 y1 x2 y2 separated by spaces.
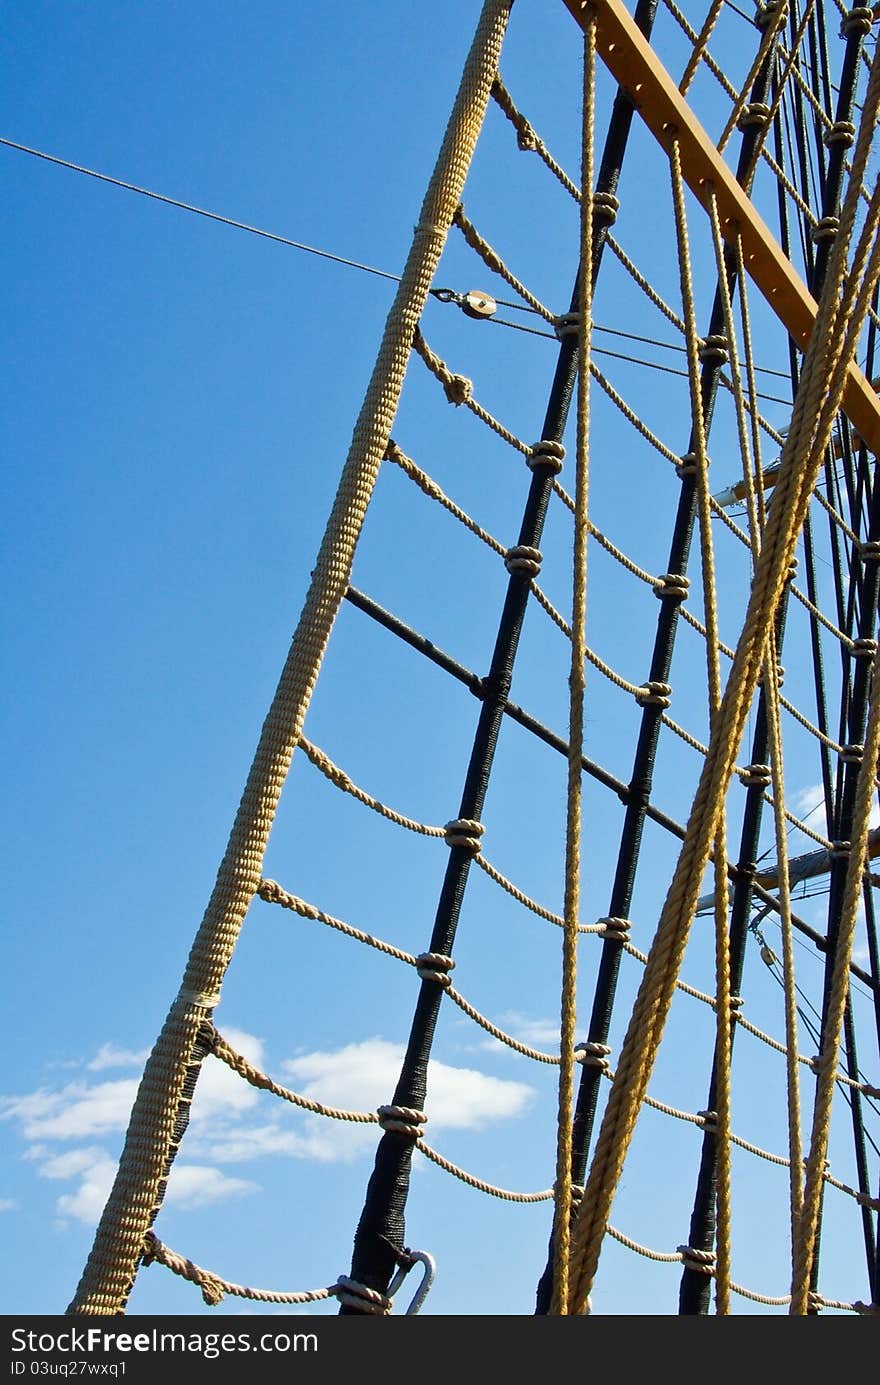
258 877 568 1064
298 732 446 836
412 327 531 454
605 234 687 334
490 74 581 201
417 1142 555 1202
673 154 731 1313
792 562 880 1306
453 203 557 322
208 1026 378 1123
384 438 508 556
716 2 790 155
67 0 515 1316
565 41 880 1314
551 13 594 1316
678 0 726 96
142 1232 335 1307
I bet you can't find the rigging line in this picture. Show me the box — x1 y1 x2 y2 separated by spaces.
766 959 880 1144
5 134 802 391
0 135 403 284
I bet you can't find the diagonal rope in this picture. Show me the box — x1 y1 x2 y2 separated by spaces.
565 36 880 1315
66 0 516 1315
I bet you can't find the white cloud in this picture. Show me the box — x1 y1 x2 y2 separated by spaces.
87 1044 150 1072
38 1146 108 1181
791 782 880 833
283 1036 534 1137
3 1031 535 1206
0 1080 138 1142
55 1155 118 1225
164 1164 256 1210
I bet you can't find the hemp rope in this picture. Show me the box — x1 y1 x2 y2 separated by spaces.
565 33 880 1314
550 9 594 1317
67 0 515 1313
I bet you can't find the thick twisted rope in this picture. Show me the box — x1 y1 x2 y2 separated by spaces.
67 0 515 1315
565 37 880 1315
551 10 594 1317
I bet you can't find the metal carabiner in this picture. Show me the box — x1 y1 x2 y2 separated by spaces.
430 286 461 304
386 1247 437 1315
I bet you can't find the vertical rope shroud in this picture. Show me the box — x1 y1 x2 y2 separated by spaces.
66 0 515 1316
564 30 880 1316
550 9 595 1317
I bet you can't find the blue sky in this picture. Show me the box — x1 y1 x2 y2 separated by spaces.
2 0 878 1317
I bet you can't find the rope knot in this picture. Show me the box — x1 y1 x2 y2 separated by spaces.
415 952 455 987
528 439 565 474
852 1301 880 1316
740 762 772 788
698 334 728 365
591 191 619 226
840 7 875 37
515 120 539 153
575 1041 612 1072
824 119 856 149
851 637 878 659
697 1109 718 1133
830 840 852 858
653 572 690 602
858 538 880 562
443 372 473 406
505 544 543 576
736 102 772 131
554 312 580 340
756 0 784 28
811 215 840 245
444 819 484 853
334 1276 393 1315
676 451 699 478
840 743 864 764
677 1244 716 1272
377 1105 428 1139
635 680 672 708
597 916 631 943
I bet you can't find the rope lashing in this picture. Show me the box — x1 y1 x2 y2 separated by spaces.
851 637 879 659
740 763 772 787
698 333 729 365
736 101 772 131
653 572 690 602
839 743 864 763
697 1109 718 1133
635 680 673 708
528 438 566 474
597 916 631 943
858 538 880 561
505 544 543 575
575 1042 613 1073
415 951 456 986
811 215 841 244
840 7 875 37
334 1277 393 1315
675 451 700 477
172 988 222 1011
377 1105 428 1139
830 840 853 859
824 119 856 148
443 818 485 852
677 1245 716 1273
591 190 619 227
554 312 580 339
